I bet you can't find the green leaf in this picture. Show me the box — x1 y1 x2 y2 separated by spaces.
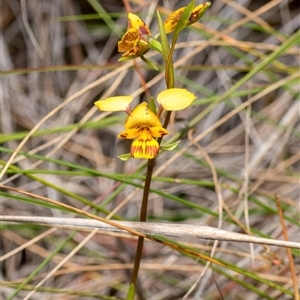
148 37 162 53
160 140 181 151
87 0 123 37
148 96 157 114
126 283 135 300
140 55 159 70
156 10 170 62
157 10 175 88
118 153 132 161
118 56 137 62
1 116 122 143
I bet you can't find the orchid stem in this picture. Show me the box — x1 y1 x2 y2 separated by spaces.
128 112 173 299
129 158 155 299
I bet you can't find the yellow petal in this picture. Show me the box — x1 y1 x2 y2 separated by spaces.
125 102 162 129
156 88 196 111
164 7 185 34
131 137 159 159
139 128 153 141
94 96 133 112
118 28 139 52
128 13 151 35
118 128 140 139
164 2 211 34
149 126 169 138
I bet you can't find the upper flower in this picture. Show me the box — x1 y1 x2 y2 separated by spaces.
118 13 152 58
164 2 211 34
94 88 196 159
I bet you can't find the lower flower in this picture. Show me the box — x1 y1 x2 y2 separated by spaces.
115 103 168 159
119 125 168 159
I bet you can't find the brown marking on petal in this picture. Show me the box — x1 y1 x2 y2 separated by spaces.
122 45 145 57
118 40 134 52
125 31 139 41
164 7 185 33
170 10 183 26
188 3 211 25
159 130 168 136
119 133 128 138
118 30 139 52
128 15 151 35
189 11 198 23
126 47 140 55
131 144 143 157
139 25 150 35
128 18 133 29
145 144 159 158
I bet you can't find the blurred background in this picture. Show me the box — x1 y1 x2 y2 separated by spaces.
1 0 299 299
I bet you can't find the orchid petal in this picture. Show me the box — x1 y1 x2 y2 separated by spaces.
156 88 196 111
94 96 133 112
128 13 151 35
118 128 140 139
188 3 211 26
120 45 147 57
131 137 159 159
164 2 211 34
118 28 139 52
124 102 162 129
149 126 169 138
164 7 185 34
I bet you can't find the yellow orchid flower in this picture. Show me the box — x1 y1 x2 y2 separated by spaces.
164 2 211 34
94 88 196 159
118 13 152 58
119 103 168 158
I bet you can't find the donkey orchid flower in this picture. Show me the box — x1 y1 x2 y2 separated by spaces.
94 88 196 159
118 13 152 58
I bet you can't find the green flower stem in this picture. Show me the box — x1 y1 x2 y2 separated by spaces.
128 93 174 300
128 159 154 299
128 62 174 300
